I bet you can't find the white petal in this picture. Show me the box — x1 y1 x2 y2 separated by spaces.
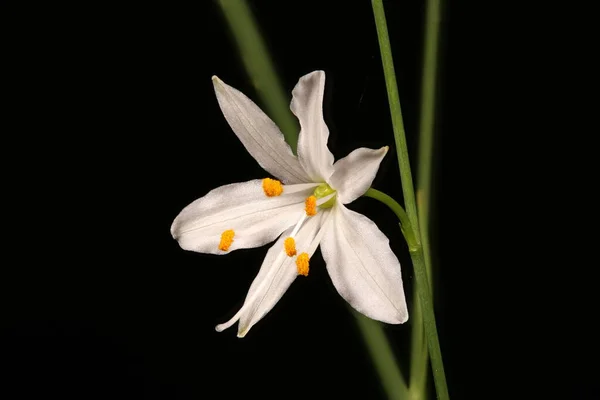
328 146 389 204
320 203 408 324
215 210 332 337
212 76 311 184
171 180 318 254
291 71 335 182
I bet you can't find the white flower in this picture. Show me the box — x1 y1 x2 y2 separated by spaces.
171 71 408 337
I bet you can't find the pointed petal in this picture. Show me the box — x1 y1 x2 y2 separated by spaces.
328 146 389 204
215 210 332 337
290 71 335 182
171 180 318 254
320 203 408 324
238 210 332 337
212 76 310 184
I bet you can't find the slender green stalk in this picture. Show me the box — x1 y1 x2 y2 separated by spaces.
353 310 409 399
216 0 298 152
408 293 428 400
409 248 443 397
363 187 447 400
364 188 418 252
217 1 408 398
371 1 449 399
370 0 420 236
417 0 441 284
412 0 443 396
365 187 427 397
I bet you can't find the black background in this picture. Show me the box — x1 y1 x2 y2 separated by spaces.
4 1 598 399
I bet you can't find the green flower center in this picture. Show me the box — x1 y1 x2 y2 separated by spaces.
313 183 336 209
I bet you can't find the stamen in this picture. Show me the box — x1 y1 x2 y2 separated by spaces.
262 178 283 197
305 195 317 216
218 229 235 251
284 237 297 256
296 253 310 276
290 214 307 238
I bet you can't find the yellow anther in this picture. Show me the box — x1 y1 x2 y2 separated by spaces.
296 253 310 276
284 237 297 256
218 229 235 251
262 178 283 197
305 195 317 216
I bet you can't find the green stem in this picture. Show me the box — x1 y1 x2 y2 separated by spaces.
371 1 449 399
353 310 409 399
364 187 448 400
216 0 298 152
364 188 418 253
412 0 442 396
417 0 442 284
408 293 428 400
409 249 442 397
363 187 427 397
371 0 420 236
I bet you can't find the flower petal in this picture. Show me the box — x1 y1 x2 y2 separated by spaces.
320 203 408 324
215 209 332 337
212 76 310 184
328 146 388 204
171 180 318 254
291 71 335 182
